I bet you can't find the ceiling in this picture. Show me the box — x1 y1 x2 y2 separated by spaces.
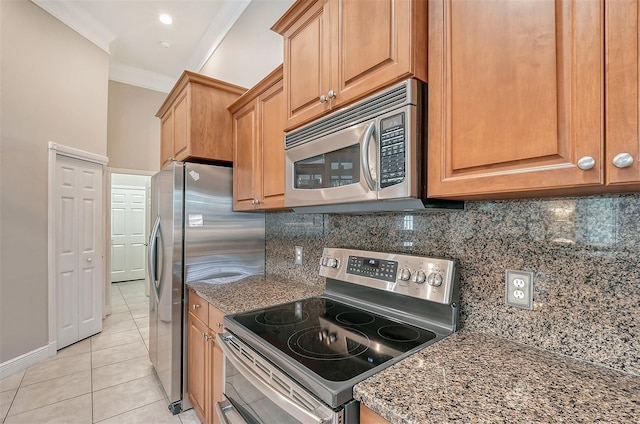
32 0 253 93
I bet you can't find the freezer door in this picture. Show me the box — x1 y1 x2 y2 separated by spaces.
149 162 184 408
183 163 265 284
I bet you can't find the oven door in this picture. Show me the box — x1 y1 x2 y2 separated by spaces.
216 333 340 424
284 120 379 208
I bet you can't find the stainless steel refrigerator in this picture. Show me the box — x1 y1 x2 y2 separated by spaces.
148 162 265 414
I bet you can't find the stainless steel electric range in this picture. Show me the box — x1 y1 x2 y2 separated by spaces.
216 248 460 424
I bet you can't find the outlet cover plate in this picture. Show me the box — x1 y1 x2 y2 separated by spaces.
505 269 533 310
294 246 303 265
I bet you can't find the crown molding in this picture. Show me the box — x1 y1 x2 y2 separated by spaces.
109 63 176 93
32 0 115 53
186 0 252 73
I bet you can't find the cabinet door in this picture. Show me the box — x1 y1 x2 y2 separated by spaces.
259 79 286 209
160 110 173 168
428 0 604 199
330 0 424 107
173 88 190 162
233 100 258 211
606 0 640 186
283 0 331 130
187 313 208 422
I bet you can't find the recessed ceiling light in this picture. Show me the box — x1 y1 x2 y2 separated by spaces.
159 14 173 25
159 40 171 48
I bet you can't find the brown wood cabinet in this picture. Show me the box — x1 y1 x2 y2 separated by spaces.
360 405 391 424
272 0 427 131
230 66 287 211
187 291 225 424
428 0 640 200
156 71 246 168
606 0 640 187
428 0 605 200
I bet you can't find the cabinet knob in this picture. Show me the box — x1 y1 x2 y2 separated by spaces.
87 257 92 262
577 156 596 171
327 90 337 99
216 322 223 328
192 304 201 310
319 94 328 104
612 152 634 169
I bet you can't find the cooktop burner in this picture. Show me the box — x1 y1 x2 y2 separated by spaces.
230 296 436 382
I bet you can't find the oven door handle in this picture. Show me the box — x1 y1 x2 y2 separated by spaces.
216 399 248 424
217 334 332 424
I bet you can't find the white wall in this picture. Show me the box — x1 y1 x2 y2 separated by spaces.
107 81 166 172
199 0 294 87
0 0 109 363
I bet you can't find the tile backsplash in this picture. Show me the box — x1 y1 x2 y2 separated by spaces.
265 194 640 376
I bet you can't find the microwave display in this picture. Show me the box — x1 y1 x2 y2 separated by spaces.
294 145 360 189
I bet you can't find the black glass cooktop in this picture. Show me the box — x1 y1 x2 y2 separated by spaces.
228 297 436 382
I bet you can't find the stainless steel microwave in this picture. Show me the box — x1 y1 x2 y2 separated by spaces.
284 79 463 213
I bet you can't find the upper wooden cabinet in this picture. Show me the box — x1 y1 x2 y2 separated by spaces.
230 66 287 211
156 71 245 168
428 0 605 199
606 0 640 187
272 0 427 131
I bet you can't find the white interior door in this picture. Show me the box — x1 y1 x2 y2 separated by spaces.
111 187 146 282
56 155 103 349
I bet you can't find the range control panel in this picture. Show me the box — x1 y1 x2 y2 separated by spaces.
346 256 398 282
319 247 458 304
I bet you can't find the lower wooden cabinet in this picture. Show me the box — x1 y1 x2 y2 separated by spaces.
187 292 225 424
360 404 391 424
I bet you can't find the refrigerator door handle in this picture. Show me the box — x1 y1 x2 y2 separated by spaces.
148 215 163 302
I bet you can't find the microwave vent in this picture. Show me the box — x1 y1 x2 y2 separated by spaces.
285 81 413 149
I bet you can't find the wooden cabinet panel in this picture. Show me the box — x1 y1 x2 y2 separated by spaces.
160 110 174 169
232 102 257 211
283 0 331 128
606 0 640 186
208 303 225 334
187 313 208 423
173 88 190 162
331 0 423 107
428 0 604 199
274 0 427 131
188 292 227 424
230 66 287 211
259 79 286 208
157 71 245 168
360 404 391 424
188 290 208 324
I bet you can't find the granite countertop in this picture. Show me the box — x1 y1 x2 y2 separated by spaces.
187 274 325 314
354 332 640 423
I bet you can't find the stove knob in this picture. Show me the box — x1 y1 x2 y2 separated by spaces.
412 270 427 284
326 258 338 268
320 257 328 266
399 268 412 281
328 333 337 344
428 273 443 287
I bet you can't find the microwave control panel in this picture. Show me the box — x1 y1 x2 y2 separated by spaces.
379 113 406 188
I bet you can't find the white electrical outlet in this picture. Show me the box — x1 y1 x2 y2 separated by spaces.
294 246 303 265
505 270 533 309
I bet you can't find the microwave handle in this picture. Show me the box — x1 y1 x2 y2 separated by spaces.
361 122 377 191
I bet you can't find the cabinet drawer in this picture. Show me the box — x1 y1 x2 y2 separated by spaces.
208 304 225 334
188 291 208 324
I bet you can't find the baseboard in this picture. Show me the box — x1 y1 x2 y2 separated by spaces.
0 342 56 379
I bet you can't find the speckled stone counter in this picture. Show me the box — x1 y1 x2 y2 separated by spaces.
187 274 324 314
354 332 640 424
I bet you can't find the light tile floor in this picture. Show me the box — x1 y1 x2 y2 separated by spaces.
0 280 201 424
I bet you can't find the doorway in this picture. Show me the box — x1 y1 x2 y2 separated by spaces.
105 169 154 316
110 174 150 282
